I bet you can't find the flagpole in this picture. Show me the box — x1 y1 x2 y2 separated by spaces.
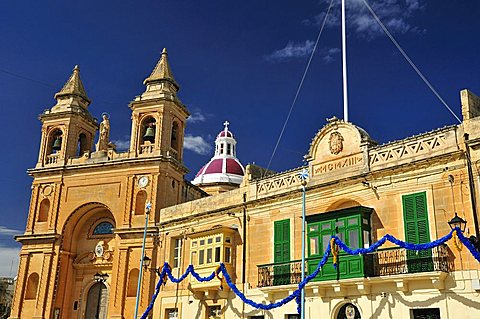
342 0 349 122
299 169 309 319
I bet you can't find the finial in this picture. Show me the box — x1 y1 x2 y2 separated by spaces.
162 48 167 55
223 120 230 132
73 65 80 71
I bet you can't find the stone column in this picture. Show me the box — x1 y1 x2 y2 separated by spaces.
9 252 30 319
108 247 129 319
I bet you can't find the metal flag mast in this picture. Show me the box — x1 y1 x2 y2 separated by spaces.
342 0 349 122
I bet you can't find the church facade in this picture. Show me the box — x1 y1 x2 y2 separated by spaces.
10 50 480 319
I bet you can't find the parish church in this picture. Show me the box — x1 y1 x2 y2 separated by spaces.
9 50 480 319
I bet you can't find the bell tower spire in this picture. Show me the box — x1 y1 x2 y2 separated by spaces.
143 48 179 91
52 65 91 112
129 49 189 162
36 65 97 167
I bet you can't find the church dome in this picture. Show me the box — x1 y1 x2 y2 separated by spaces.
192 121 245 186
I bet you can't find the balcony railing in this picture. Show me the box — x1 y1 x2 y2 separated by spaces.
365 244 452 276
257 245 452 288
46 153 60 165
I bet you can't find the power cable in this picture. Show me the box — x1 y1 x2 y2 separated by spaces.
264 0 336 176
361 0 462 124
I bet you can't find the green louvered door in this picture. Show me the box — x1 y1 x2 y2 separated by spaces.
273 219 290 285
403 192 433 273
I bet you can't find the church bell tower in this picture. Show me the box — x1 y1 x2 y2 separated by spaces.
129 48 189 161
36 65 97 168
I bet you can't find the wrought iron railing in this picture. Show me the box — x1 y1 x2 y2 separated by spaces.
257 245 452 288
365 244 452 276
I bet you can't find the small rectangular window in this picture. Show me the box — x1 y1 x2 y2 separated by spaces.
308 225 319 232
192 241 197 248
215 247 221 262
166 308 178 319
208 238 213 244
215 236 221 243
225 247 231 263
200 239 205 245
309 236 319 255
227 143 231 155
412 308 440 319
191 251 197 265
225 237 231 244
208 305 222 319
207 248 213 263
199 250 205 265
172 238 182 268
348 229 359 249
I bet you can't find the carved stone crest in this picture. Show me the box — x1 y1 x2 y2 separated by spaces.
329 131 344 155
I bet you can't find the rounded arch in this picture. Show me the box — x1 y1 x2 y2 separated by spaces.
60 202 117 253
38 198 50 222
77 132 89 156
140 115 157 145
126 268 139 297
47 128 63 155
25 272 39 299
82 279 110 319
170 120 180 150
325 198 363 212
332 301 362 319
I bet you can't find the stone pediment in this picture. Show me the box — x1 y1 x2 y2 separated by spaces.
306 118 374 179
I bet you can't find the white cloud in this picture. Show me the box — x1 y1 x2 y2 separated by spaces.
304 0 426 39
187 111 207 123
0 226 21 236
266 40 315 62
112 139 130 151
322 47 341 63
183 135 212 155
0 245 20 277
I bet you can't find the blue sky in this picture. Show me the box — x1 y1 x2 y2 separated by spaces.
1 0 479 275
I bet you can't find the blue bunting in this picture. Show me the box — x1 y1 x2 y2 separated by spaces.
140 228 478 317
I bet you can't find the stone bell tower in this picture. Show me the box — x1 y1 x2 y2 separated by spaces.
36 65 98 168
129 48 189 161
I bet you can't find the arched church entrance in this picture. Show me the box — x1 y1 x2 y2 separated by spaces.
85 282 108 319
336 303 361 319
54 203 117 318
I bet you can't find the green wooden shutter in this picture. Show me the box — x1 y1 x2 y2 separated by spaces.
273 219 290 285
274 219 290 263
403 192 433 272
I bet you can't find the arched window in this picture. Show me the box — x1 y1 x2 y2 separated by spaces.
25 273 39 299
141 117 156 144
38 198 50 222
93 222 114 235
48 129 63 155
134 191 147 215
127 269 139 297
77 133 88 156
171 121 179 150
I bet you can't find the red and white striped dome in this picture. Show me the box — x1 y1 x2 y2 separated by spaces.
192 121 245 185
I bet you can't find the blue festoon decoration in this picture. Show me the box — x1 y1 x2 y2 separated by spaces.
140 228 478 317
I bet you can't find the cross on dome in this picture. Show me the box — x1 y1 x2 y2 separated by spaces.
223 120 230 132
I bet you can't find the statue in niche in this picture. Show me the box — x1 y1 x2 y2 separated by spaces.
96 113 112 152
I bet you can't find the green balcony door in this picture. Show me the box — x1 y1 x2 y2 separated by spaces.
273 219 290 285
403 192 433 273
307 207 371 281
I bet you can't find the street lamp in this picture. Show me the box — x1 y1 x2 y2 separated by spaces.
142 256 152 270
448 213 480 251
448 213 467 232
93 273 108 319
